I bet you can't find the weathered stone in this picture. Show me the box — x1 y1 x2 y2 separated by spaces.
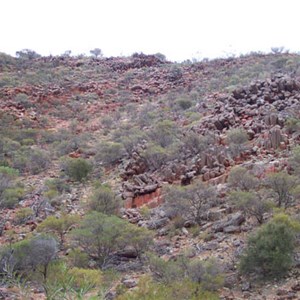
207 208 227 221
181 227 189 236
143 184 158 194
147 217 169 230
122 278 137 288
118 246 138 259
223 225 241 234
212 212 245 233
269 125 284 149
265 113 278 126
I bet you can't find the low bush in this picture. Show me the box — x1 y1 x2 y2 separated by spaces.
44 261 102 299
89 184 121 215
1 187 24 209
229 190 272 224
227 128 248 157
38 214 80 247
14 208 34 225
228 166 259 191
240 214 300 279
164 182 217 225
12 147 51 175
62 157 92 182
0 167 23 208
116 276 219 300
95 141 125 167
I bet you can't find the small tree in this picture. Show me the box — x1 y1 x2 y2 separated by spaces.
265 171 298 208
240 214 300 279
15 49 41 60
70 212 124 268
71 212 153 268
0 235 58 281
90 48 103 58
38 214 80 247
229 190 272 224
164 182 217 225
228 166 259 191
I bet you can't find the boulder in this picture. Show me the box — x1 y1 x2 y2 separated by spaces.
212 212 245 233
223 225 241 234
147 217 169 230
118 246 138 259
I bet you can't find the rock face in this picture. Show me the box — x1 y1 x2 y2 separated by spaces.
120 73 300 209
198 74 300 141
213 212 246 233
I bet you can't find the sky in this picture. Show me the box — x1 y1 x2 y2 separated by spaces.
1 0 300 62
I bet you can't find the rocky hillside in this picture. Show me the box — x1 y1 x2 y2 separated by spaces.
1 51 300 299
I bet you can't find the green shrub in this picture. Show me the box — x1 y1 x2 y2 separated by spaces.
38 214 80 247
229 190 272 224
71 212 153 268
62 158 92 182
0 138 21 160
15 93 32 108
227 128 248 156
285 117 300 134
45 178 70 194
117 276 219 300
228 166 259 191
44 261 102 299
14 208 34 225
67 248 89 268
12 147 51 175
89 184 121 215
142 143 168 169
176 97 193 110
148 255 223 294
148 120 178 148
20 138 35 146
0 167 23 208
11 128 39 143
95 141 125 166
265 171 298 208
0 166 19 178
182 132 212 156
240 214 300 279
43 189 59 200
164 182 216 225
68 267 102 290
1 187 24 208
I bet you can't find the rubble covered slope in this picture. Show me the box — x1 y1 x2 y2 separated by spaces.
1 51 300 299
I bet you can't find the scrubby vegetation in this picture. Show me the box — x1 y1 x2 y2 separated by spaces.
1 50 300 298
